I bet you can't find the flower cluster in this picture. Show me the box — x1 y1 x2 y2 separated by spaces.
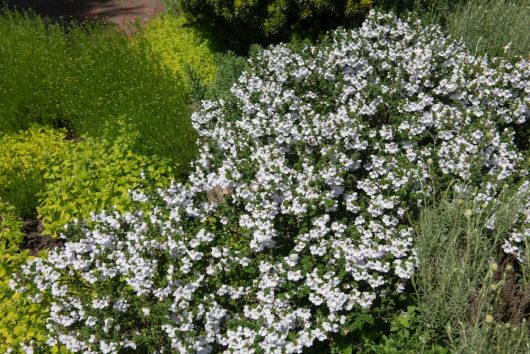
12 11 529 353
497 181 530 263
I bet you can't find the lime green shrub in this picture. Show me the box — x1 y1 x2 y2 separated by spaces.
0 9 196 175
38 135 174 236
0 127 69 218
0 127 174 236
141 15 216 88
0 201 51 352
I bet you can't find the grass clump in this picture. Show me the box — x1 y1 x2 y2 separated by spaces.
419 0 530 57
0 9 197 176
413 185 530 353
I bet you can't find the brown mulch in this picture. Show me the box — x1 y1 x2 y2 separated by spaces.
21 219 64 256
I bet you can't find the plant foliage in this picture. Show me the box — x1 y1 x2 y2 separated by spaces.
0 127 69 218
178 0 376 51
0 127 174 237
141 15 217 88
0 9 196 175
421 0 530 58
38 135 174 237
0 201 52 352
412 185 530 353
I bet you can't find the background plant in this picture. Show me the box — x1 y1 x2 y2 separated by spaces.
140 14 217 89
412 184 530 353
175 0 406 52
420 0 530 58
0 9 196 177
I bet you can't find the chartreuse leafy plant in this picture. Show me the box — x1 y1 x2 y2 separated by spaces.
0 126 174 237
38 134 174 236
0 127 70 218
141 15 216 89
0 200 55 352
12 11 529 353
0 9 196 175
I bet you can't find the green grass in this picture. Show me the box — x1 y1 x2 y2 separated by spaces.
0 9 197 178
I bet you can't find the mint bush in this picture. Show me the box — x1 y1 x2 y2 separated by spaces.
12 11 529 353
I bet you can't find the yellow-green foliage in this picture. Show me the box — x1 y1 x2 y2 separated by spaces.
0 127 173 351
142 15 216 87
0 200 50 352
0 10 195 173
0 127 70 218
37 135 174 236
0 127 174 237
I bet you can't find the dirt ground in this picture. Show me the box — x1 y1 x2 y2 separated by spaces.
2 0 164 32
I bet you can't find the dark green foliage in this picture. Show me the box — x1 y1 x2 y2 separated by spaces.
0 9 197 177
186 50 250 106
176 0 374 52
208 51 250 99
173 0 530 57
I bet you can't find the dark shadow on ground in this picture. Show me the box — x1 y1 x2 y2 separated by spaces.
1 0 153 25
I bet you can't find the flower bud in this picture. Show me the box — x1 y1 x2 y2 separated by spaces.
489 263 499 272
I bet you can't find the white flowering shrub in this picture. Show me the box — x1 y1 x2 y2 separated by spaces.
12 11 529 354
